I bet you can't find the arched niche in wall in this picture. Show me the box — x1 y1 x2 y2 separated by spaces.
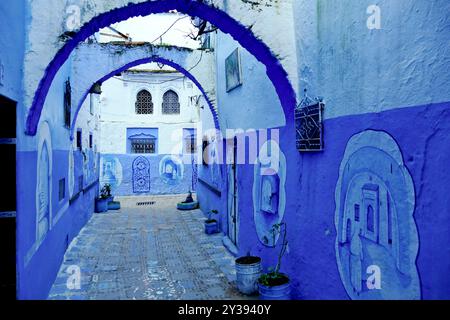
36 120 53 245
253 140 286 247
159 155 184 185
100 155 123 192
132 156 151 193
334 130 420 300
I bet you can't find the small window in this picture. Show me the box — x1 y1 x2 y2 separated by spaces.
131 139 156 154
76 130 82 150
59 178 65 201
135 90 154 114
89 133 93 149
162 90 180 115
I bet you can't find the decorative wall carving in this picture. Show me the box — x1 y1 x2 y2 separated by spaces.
334 130 420 300
132 156 151 193
37 142 50 243
36 121 52 245
159 155 183 185
100 155 123 191
253 140 286 247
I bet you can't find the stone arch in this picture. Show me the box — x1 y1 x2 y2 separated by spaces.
70 56 219 139
25 0 296 136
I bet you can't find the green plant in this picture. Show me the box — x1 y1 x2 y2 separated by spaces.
259 222 289 286
206 209 219 223
258 270 289 287
100 184 112 200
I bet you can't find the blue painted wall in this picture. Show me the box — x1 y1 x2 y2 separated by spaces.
17 150 98 299
212 0 450 300
12 0 450 300
233 102 450 300
100 154 195 196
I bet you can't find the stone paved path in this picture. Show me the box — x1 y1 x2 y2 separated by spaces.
48 195 253 300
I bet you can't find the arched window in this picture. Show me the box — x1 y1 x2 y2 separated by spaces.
135 90 153 114
162 90 180 115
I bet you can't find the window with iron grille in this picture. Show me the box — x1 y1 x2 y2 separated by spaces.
64 79 71 128
162 90 180 115
135 90 154 114
131 138 156 154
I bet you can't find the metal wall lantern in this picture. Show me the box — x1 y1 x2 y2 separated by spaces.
295 89 325 152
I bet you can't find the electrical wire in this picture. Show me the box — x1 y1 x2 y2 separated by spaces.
150 15 190 44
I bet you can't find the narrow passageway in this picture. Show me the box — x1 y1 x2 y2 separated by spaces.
48 195 252 300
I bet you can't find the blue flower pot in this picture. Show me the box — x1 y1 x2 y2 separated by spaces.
95 198 108 213
177 201 199 210
258 275 291 300
205 220 219 234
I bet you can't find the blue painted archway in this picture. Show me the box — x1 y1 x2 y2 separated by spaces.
70 56 220 139
25 0 297 135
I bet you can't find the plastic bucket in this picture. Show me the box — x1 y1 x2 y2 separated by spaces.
235 257 262 295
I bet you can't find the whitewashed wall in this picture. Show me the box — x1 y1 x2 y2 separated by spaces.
99 71 201 155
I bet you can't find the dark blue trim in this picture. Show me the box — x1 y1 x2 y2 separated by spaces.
25 0 296 136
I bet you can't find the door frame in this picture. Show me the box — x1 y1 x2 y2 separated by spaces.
226 137 238 247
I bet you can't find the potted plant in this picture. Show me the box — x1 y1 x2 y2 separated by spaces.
103 183 114 203
95 185 110 213
235 253 262 295
258 222 291 300
204 209 219 234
